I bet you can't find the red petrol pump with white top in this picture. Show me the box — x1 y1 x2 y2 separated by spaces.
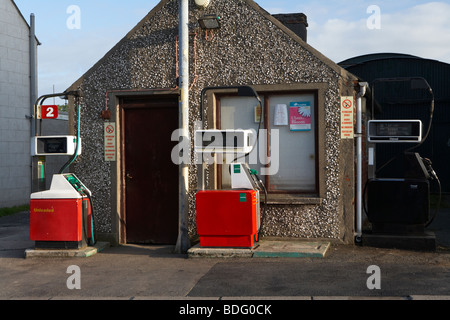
30 173 93 249
29 91 96 250
194 86 267 248
196 162 263 248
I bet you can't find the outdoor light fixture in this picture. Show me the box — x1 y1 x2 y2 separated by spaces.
198 14 221 29
195 0 211 8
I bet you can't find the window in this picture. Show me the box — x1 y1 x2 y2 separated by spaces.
218 91 318 194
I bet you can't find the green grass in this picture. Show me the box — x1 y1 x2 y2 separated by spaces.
0 204 30 218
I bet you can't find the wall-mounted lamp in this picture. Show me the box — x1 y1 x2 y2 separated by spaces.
198 14 221 29
195 0 211 9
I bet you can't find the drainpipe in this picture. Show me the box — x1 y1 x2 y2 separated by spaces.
175 0 191 253
30 13 37 137
29 13 38 193
355 82 368 243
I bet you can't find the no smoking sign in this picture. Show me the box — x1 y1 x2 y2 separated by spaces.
105 124 115 134
342 99 353 109
340 97 354 139
104 122 116 161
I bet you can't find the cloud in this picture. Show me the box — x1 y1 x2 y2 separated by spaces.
307 2 450 64
37 26 126 98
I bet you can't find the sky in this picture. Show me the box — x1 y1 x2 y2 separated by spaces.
13 0 450 103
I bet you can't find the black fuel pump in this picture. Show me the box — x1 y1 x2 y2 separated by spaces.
362 77 439 250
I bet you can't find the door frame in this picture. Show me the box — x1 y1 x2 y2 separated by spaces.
106 89 180 245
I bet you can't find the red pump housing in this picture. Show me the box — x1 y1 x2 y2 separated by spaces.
196 190 259 248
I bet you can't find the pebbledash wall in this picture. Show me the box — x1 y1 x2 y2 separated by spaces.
67 0 359 246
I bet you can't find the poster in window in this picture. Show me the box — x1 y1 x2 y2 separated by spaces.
274 104 288 126
290 101 311 131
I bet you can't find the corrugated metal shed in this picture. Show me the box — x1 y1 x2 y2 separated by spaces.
339 53 450 192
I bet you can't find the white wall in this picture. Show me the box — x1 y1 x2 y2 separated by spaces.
0 0 31 207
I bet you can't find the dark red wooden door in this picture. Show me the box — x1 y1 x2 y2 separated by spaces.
122 96 179 244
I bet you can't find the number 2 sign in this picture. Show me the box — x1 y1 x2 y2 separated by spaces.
40 105 59 119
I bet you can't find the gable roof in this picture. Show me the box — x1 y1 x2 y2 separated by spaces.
68 0 356 90
10 0 31 28
10 0 41 44
247 1 354 79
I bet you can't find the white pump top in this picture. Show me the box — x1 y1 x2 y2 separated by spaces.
31 174 91 200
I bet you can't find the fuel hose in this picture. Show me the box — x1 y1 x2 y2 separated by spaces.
59 103 81 174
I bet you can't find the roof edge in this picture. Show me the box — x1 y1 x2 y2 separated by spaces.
246 0 357 81
11 0 40 43
68 0 359 91
67 0 171 91
338 52 450 68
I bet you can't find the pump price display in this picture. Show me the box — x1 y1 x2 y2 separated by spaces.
40 105 59 119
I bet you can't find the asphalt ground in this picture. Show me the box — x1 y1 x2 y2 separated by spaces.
1 206 450 314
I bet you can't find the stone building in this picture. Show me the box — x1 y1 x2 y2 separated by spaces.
67 0 360 247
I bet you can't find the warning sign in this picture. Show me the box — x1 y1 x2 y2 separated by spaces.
104 122 116 161
340 97 354 139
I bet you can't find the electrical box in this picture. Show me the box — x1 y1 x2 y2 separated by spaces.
194 129 254 154
31 136 82 156
368 120 422 143
30 174 92 249
196 190 260 248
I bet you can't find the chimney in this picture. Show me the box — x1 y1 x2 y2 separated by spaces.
272 13 308 42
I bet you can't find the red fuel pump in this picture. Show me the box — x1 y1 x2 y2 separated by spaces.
195 162 265 249
29 91 95 250
194 86 266 249
30 174 93 249
196 189 259 248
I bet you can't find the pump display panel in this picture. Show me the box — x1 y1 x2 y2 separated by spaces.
368 120 422 143
194 129 254 154
31 136 82 156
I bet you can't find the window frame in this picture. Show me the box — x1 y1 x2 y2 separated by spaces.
215 89 319 196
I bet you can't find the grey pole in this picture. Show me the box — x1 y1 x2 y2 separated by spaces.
175 0 191 253
30 13 37 137
30 13 38 193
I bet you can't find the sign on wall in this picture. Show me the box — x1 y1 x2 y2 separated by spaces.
340 97 354 139
104 122 116 161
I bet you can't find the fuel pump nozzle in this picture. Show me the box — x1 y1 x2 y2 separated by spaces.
421 157 441 227
422 157 438 181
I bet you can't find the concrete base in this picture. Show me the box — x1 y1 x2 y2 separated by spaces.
24 242 110 259
188 240 330 258
362 231 436 252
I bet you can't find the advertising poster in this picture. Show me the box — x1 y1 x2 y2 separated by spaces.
290 101 311 131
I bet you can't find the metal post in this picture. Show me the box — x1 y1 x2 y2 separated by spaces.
175 0 191 253
355 82 368 242
30 13 39 193
30 14 37 137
